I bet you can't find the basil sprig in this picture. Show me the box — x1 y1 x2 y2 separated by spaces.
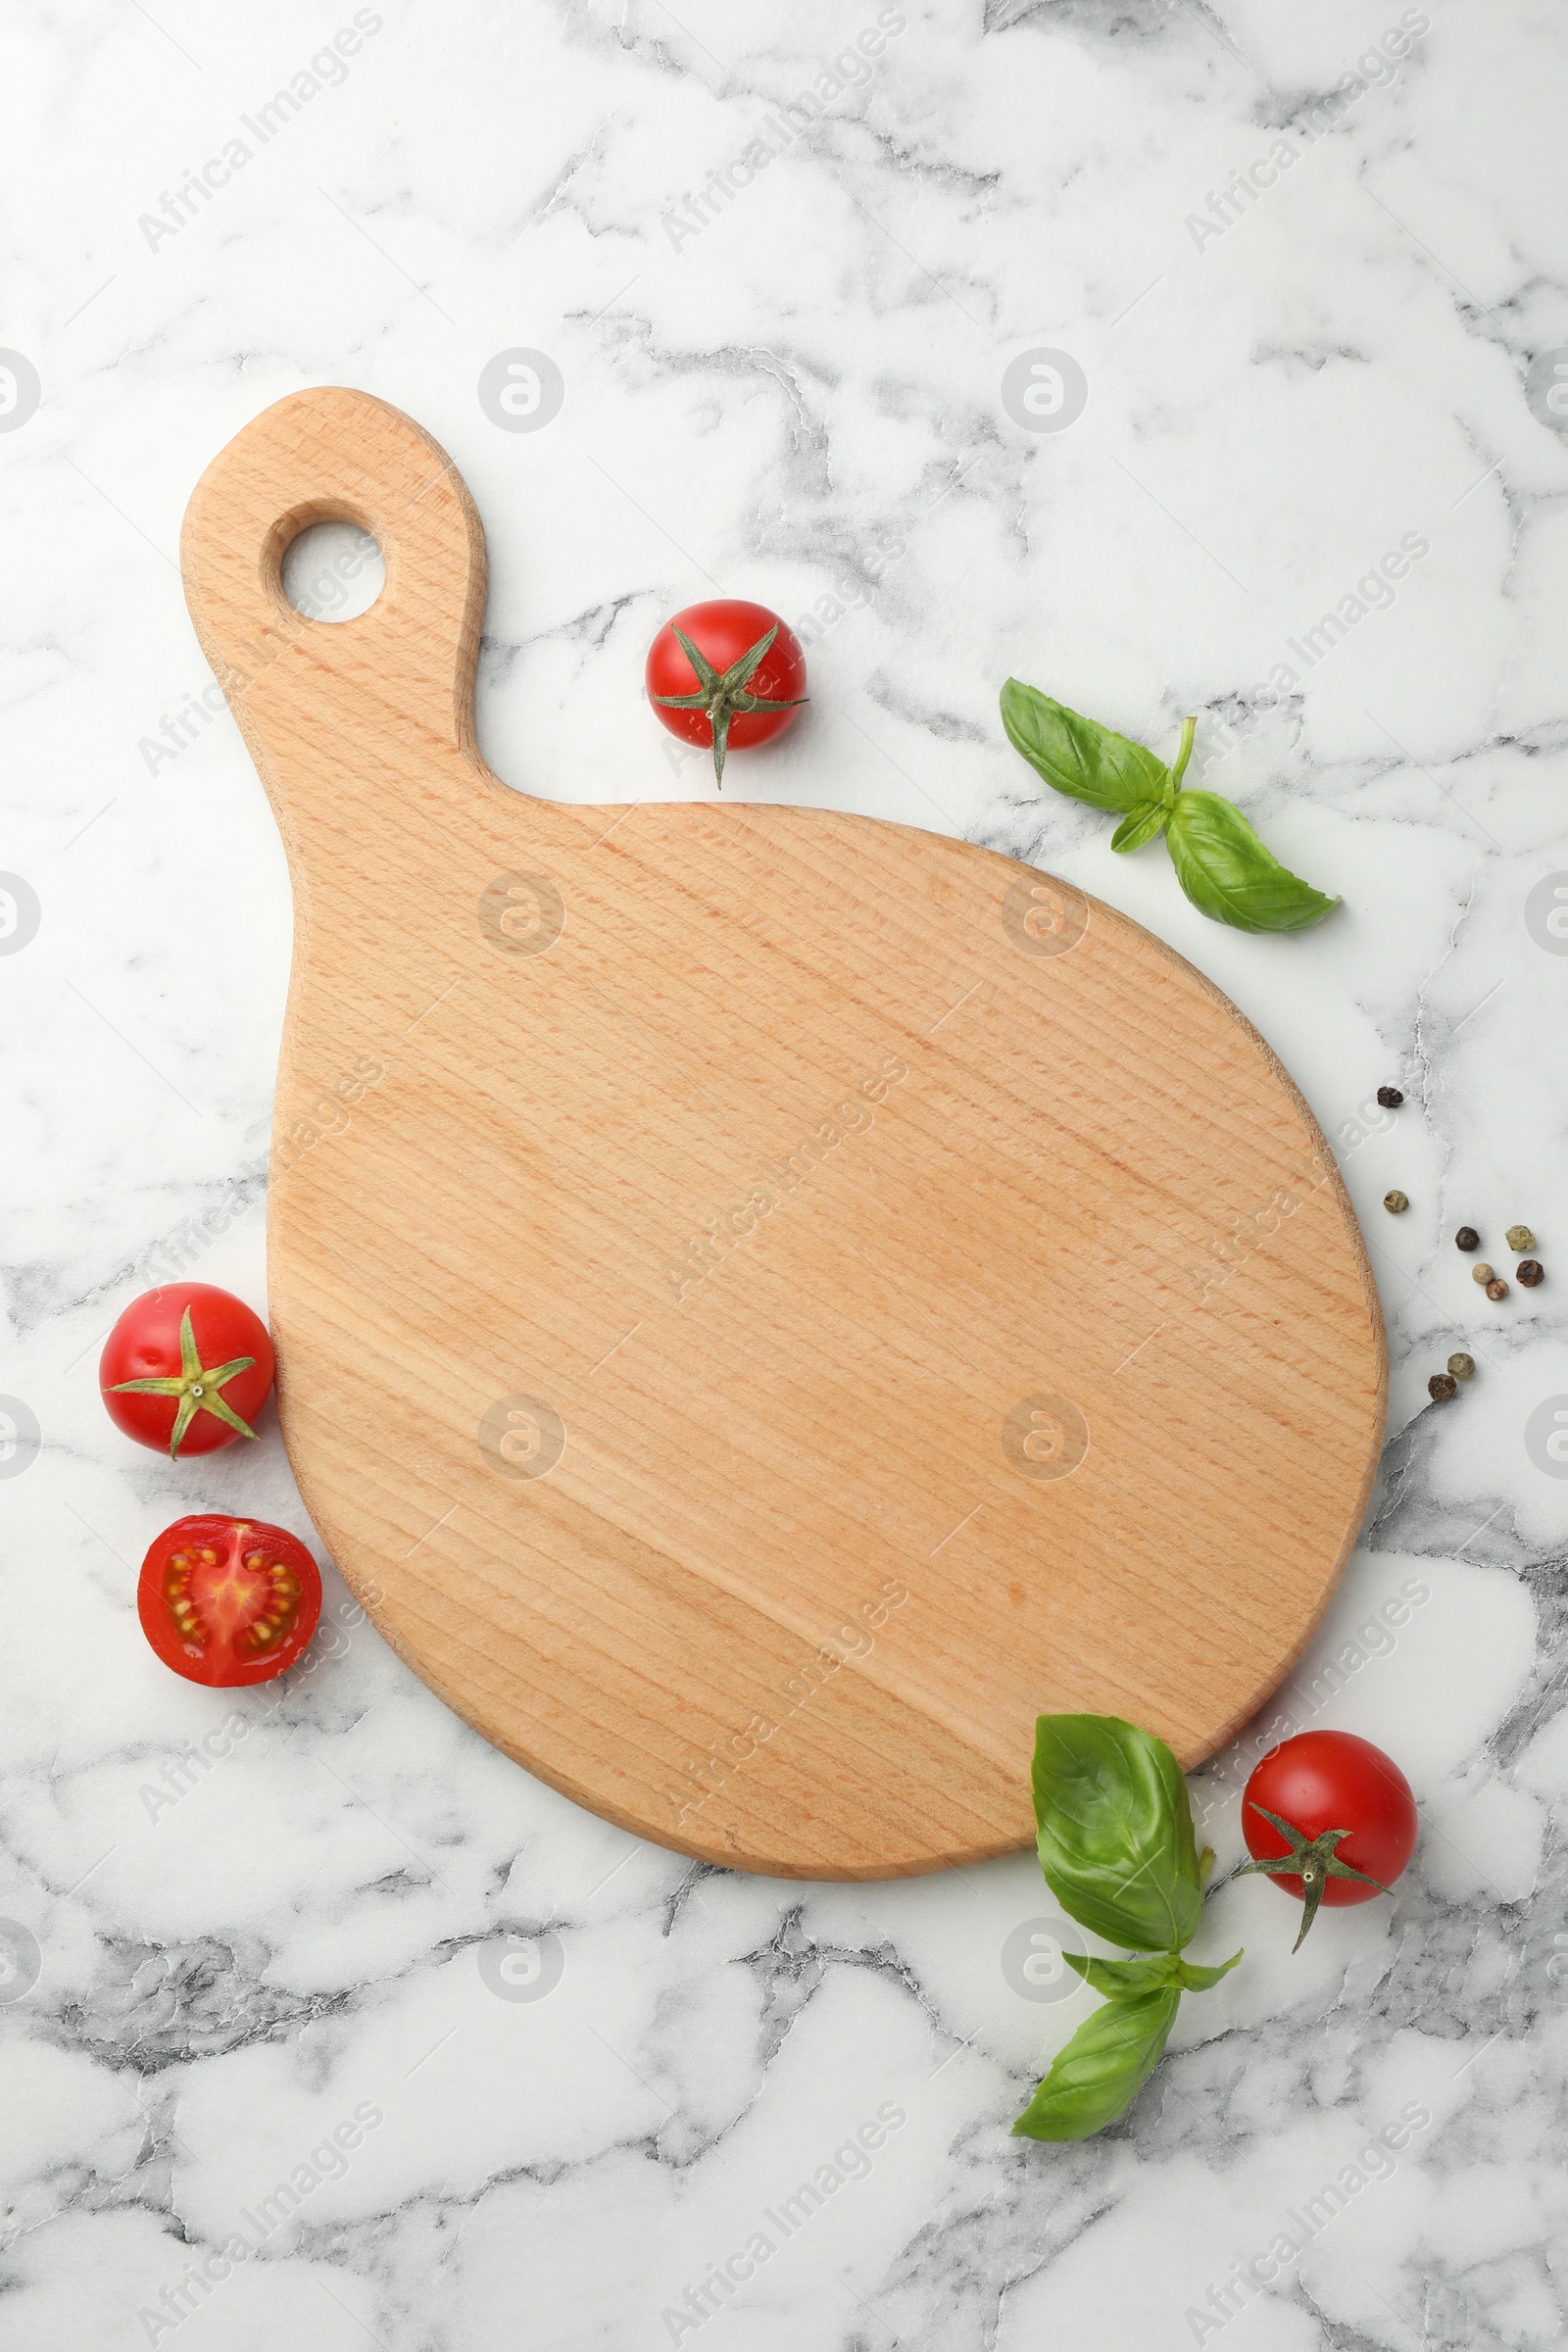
1000 682 1339 935
1013 1716 1241 2144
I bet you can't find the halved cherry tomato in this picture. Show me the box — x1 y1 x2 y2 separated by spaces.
137 1514 320 1686
1242 1730 1417 1950
101 1283 274 1460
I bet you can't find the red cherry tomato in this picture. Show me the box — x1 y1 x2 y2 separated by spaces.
1244 1731 1417 1915
137 1515 320 1686
101 1283 274 1460
646 599 808 788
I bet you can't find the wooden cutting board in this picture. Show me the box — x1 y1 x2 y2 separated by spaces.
180 388 1386 1880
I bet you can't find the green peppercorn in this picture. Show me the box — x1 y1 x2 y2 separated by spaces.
1518 1259 1544 1288
1505 1224 1535 1252
1455 1226 1480 1251
1471 1262 1494 1284
1428 1373 1457 1402
1383 1190 1409 1214
1447 1352 1475 1381
1486 1277 1509 1301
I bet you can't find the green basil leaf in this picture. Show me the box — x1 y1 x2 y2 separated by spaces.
1109 802 1169 855
1032 1715 1203 1953
1164 790 1339 933
1012 1986 1181 2141
1065 1950 1184 2000
1177 1948 1244 1991
1001 682 1169 813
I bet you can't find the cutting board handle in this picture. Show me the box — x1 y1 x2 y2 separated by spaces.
180 387 490 840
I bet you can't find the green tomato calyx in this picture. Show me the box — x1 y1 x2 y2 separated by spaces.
653 623 807 790
109 1307 259 1458
1235 1802 1393 1952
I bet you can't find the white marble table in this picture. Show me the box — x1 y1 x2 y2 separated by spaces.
3 3 1566 2345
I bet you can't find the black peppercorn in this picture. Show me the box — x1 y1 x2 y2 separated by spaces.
1486 1277 1509 1301
1428 1373 1457 1402
1377 1086 1403 1108
1455 1227 1480 1251
1518 1259 1544 1288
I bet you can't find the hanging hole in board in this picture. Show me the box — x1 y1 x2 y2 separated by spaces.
280 519 385 622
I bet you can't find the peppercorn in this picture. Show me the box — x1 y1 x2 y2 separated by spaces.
1486 1277 1509 1301
1518 1259 1544 1288
1506 1225 1535 1252
1428 1373 1457 1402
1455 1227 1480 1252
1383 1190 1408 1214
1377 1086 1403 1108
1447 1352 1475 1381
1471 1262 1494 1284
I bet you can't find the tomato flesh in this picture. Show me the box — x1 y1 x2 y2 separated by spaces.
1243 1730 1417 1908
138 1515 320 1687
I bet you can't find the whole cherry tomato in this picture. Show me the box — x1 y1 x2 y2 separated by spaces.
137 1515 320 1686
101 1283 274 1460
1241 1730 1417 1949
646 599 807 788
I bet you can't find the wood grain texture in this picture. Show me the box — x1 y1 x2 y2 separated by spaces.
180 388 1387 1880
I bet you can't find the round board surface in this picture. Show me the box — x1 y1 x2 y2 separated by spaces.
181 389 1387 1880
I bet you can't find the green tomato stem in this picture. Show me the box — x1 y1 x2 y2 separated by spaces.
1169 714 1197 792
654 622 807 790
